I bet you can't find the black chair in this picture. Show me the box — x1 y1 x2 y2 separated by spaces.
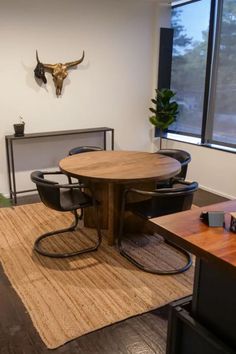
31 170 102 258
156 149 191 180
118 179 198 275
68 146 104 218
68 146 103 156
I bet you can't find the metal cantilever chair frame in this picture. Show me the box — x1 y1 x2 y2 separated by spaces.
31 171 102 258
118 179 198 275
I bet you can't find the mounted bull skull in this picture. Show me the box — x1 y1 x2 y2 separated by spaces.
34 50 85 95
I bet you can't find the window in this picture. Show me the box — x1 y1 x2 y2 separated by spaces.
209 0 236 147
169 0 236 149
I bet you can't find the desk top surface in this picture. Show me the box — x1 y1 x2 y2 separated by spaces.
5 127 113 140
150 200 236 273
59 150 181 183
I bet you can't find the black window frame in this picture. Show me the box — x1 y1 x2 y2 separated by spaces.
167 0 236 152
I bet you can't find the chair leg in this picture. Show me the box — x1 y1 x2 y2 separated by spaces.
34 208 102 258
118 198 192 275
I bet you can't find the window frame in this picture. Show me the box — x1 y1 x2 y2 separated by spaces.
168 0 236 152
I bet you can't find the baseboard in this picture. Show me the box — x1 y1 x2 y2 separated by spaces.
199 184 234 200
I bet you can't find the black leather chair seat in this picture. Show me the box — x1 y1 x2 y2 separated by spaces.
60 189 92 211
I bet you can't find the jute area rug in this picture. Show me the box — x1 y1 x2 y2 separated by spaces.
0 203 193 349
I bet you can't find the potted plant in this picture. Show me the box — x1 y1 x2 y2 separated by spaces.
14 116 25 137
149 88 179 149
0 193 11 207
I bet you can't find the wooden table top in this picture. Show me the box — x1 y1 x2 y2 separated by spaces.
150 200 236 274
59 150 181 183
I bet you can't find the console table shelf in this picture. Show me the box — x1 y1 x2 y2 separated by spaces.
5 127 114 204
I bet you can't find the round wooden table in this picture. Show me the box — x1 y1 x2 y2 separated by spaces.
59 151 181 244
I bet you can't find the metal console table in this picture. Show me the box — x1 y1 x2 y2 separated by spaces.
5 127 114 204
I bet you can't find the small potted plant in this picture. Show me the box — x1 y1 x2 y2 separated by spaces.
0 193 11 207
149 88 179 149
14 116 25 137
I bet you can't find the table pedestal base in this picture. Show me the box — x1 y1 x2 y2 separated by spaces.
84 181 155 245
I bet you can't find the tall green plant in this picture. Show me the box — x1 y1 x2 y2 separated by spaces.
149 88 179 149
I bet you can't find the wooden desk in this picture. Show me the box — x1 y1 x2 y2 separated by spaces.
59 150 181 245
150 200 236 352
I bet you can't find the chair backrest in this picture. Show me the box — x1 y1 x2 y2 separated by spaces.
152 181 198 217
156 149 191 179
31 171 62 211
128 181 198 219
68 146 103 156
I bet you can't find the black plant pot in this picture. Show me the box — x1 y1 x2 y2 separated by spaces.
14 123 25 137
155 127 168 138
155 128 168 149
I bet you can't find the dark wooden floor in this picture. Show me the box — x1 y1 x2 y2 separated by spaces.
0 190 228 354
193 188 228 207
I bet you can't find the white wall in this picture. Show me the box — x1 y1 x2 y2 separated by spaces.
2 0 234 200
1 0 166 195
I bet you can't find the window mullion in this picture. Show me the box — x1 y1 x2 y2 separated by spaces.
204 0 224 144
200 0 218 143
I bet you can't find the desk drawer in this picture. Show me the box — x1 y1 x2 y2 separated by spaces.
192 259 236 349
166 296 235 354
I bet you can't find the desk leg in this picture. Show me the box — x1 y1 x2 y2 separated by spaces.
10 140 17 204
5 138 13 201
111 129 114 150
103 131 107 150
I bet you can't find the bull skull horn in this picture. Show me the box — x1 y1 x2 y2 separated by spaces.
65 51 85 69
36 50 40 63
34 50 47 84
36 50 57 70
